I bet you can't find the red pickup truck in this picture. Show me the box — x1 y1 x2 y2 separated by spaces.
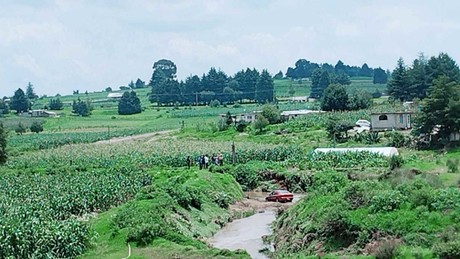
265 190 294 203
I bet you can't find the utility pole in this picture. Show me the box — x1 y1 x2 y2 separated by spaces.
231 141 236 164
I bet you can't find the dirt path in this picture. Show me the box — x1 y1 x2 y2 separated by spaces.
95 129 178 144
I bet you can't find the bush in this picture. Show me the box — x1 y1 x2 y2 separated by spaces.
253 115 269 133
209 99 221 108
231 164 260 191
433 240 460 259
15 122 27 135
30 121 44 133
389 155 404 170
261 104 280 124
235 120 248 132
446 159 459 174
385 131 410 148
369 190 407 212
127 223 165 246
374 239 402 259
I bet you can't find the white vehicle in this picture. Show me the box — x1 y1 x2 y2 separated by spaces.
355 120 371 128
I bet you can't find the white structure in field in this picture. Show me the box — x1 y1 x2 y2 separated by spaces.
314 147 399 157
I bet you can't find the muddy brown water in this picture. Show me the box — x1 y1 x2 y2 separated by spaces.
209 192 303 259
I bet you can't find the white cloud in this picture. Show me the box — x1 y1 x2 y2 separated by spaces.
1 0 460 96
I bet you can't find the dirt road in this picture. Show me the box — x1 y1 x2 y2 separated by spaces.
95 129 178 144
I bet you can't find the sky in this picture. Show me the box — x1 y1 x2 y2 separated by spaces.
1 0 460 96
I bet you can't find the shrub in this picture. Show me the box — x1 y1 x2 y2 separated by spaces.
30 121 44 133
369 190 407 212
209 99 221 107
235 121 248 132
15 122 27 135
261 104 280 124
389 155 404 170
446 159 459 174
433 240 460 259
385 131 410 148
253 115 269 133
231 164 260 191
311 171 348 194
217 118 229 131
127 223 165 246
374 238 402 259
211 191 233 209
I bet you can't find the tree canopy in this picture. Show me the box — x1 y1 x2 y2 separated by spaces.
149 60 274 106
10 88 29 113
417 76 460 142
320 84 349 111
72 98 91 116
26 82 38 100
387 53 460 101
286 59 377 79
118 91 142 115
48 98 63 110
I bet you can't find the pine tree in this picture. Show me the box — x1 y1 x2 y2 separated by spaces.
10 88 29 113
26 82 38 99
255 70 274 103
310 69 330 98
417 76 460 143
387 58 412 101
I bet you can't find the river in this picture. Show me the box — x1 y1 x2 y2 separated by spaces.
209 192 303 259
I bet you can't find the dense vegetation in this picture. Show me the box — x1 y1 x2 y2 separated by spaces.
271 170 460 258
0 54 459 258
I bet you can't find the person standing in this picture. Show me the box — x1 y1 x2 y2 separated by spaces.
218 152 223 166
186 156 191 169
204 154 209 169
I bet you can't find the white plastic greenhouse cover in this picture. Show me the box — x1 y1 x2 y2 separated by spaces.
314 147 399 157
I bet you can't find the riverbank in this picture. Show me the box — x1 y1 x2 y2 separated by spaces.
210 192 304 259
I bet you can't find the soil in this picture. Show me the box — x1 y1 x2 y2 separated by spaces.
95 129 178 144
230 192 303 215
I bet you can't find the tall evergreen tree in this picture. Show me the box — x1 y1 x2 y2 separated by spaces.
426 53 460 86
387 58 412 101
0 122 6 165
417 76 460 142
149 69 167 103
310 69 330 98
183 75 201 104
72 98 91 116
135 78 145 89
0 99 9 115
373 67 388 84
10 88 29 113
26 82 38 100
408 54 429 99
255 70 274 103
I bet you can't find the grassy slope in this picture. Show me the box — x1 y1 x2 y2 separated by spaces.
81 169 249 259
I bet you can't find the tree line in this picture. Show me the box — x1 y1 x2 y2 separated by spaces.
285 59 388 84
148 59 274 106
385 53 460 145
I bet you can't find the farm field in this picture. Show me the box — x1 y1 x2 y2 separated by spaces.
0 77 459 258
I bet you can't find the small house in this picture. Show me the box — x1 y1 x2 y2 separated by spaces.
107 92 123 99
280 110 322 120
237 111 261 123
30 110 58 117
290 96 313 102
371 112 413 131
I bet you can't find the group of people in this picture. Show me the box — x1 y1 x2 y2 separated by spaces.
186 153 224 169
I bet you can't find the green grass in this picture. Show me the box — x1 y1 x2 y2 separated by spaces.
81 169 249 259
